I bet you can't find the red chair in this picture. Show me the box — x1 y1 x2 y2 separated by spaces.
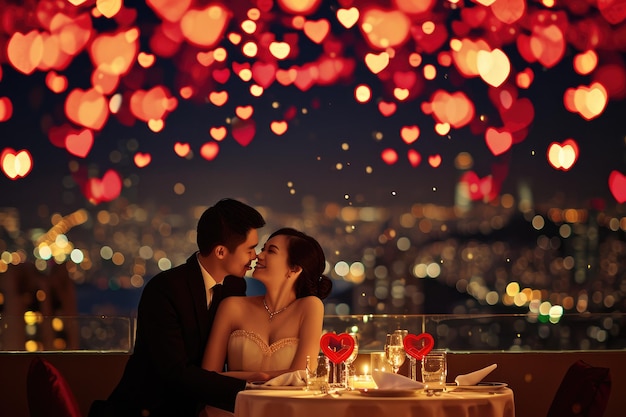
546 360 611 417
27 357 82 417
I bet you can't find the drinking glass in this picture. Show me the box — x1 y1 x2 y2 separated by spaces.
342 333 359 389
384 332 406 374
421 350 447 391
306 354 329 393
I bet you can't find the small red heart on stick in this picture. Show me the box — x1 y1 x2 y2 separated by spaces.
320 333 355 364
403 333 434 360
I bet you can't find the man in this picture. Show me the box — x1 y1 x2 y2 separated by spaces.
89 198 266 417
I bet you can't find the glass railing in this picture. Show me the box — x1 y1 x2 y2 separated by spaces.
322 313 626 352
1 313 624 353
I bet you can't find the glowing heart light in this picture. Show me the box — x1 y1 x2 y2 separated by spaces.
319 332 355 364
90 29 138 76
251 62 277 88
134 152 152 168
277 0 322 14
269 42 290 59
45 72 68 93
337 7 359 29
276 68 297 86
531 24 566 69
378 101 396 117
232 119 256 147
477 48 510 88
65 88 109 130
460 171 493 201
96 0 122 18
85 169 122 204
360 8 411 49
208 91 228 106
403 333 434 360
303 19 330 44
407 149 421 167
500 98 534 135
485 127 513 156
148 119 164 132
400 125 420 144
428 154 442 168
569 82 608 121
365 52 389 74
381 148 399 165
608 170 626 203
574 50 598 75
137 52 155 68
65 129 94 158
7 31 43 75
200 142 219 160
270 120 288 135
1 148 33 179
181 4 231 48
0 97 13 122
430 90 475 128
394 88 409 101
212 68 230 83
547 139 579 171
146 0 191 22
235 105 254 120
174 142 190 158
209 126 227 141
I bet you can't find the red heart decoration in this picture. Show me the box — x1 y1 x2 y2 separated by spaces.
320 333 355 364
403 333 434 360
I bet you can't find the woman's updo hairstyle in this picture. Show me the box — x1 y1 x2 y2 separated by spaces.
269 228 332 300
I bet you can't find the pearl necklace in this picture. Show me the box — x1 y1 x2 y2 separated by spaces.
263 298 291 321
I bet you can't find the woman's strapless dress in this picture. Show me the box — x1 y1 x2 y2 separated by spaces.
226 329 298 371
201 330 299 417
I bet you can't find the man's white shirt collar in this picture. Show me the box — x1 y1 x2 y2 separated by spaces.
196 252 218 308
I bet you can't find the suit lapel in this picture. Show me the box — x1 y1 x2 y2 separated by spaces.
184 255 210 345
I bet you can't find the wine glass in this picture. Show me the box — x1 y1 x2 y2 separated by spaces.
385 332 406 374
342 333 359 389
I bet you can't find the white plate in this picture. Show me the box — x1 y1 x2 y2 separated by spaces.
448 382 507 391
249 381 306 390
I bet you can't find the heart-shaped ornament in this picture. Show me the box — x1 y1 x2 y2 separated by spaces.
403 333 434 360
320 333 355 364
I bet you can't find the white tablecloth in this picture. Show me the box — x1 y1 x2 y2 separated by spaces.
234 387 515 417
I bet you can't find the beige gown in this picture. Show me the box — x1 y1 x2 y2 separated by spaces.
201 330 299 417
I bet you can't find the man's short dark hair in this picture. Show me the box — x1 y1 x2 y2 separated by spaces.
196 198 265 255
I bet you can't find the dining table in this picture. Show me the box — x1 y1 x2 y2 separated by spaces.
234 385 515 417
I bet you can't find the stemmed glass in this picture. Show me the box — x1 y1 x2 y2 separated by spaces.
384 332 406 374
342 333 359 389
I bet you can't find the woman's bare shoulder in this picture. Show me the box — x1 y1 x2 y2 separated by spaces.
295 295 324 310
221 295 258 310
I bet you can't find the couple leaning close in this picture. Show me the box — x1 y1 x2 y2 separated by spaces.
88 198 333 417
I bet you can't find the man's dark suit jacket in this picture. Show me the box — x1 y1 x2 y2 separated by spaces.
99 255 247 417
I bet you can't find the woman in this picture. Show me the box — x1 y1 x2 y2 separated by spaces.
202 227 333 382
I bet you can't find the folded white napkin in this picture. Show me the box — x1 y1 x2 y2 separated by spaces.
372 370 425 390
454 364 497 386
263 369 307 386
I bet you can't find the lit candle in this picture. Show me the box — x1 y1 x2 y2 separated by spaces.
363 364 369 375
353 374 377 389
